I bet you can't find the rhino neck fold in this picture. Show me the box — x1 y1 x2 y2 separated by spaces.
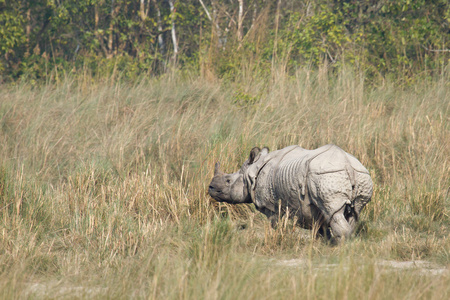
246 145 304 212
252 145 302 190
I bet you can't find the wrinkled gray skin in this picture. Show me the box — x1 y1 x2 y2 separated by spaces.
209 144 373 241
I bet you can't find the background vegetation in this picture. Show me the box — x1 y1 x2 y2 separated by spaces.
0 0 449 299
1 0 449 82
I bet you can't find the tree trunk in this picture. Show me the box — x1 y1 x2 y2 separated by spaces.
211 0 220 37
94 4 99 30
200 0 227 48
107 1 114 58
237 0 244 42
272 0 282 69
153 0 165 54
95 2 109 57
26 8 31 55
168 0 178 60
210 0 225 48
140 0 146 21
251 1 257 29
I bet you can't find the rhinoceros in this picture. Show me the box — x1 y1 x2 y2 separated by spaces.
208 144 373 240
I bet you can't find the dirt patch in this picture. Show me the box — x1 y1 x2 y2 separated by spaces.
21 259 448 297
24 282 108 298
377 260 448 276
275 259 449 276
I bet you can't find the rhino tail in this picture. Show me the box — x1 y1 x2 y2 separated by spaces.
345 165 356 199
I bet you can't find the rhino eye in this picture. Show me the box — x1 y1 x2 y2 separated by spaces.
226 179 231 184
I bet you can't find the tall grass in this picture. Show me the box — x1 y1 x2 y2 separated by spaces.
0 66 449 298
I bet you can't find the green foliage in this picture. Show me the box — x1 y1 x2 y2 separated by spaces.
280 5 348 66
272 1 450 79
0 0 449 81
0 2 26 74
0 8 26 53
232 90 259 107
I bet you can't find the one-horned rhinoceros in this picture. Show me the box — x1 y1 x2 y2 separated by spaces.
208 144 373 240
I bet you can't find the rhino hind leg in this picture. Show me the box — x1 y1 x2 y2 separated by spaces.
344 204 358 231
317 225 332 240
329 205 356 241
352 172 374 217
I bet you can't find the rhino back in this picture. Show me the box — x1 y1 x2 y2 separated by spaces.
344 152 370 174
307 144 369 174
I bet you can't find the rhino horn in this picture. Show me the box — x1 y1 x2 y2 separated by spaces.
214 162 222 176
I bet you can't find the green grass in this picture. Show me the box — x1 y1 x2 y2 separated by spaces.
0 67 449 299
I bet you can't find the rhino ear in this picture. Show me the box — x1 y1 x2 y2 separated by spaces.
261 147 269 155
214 162 221 176
248 147 261 164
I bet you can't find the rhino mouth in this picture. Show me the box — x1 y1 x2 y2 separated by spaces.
208 186 224 201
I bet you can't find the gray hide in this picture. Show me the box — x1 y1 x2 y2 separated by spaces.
209 144 373 240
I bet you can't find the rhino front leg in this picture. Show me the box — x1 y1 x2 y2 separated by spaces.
329 205 355 241
268 214 278 229
259 208 278 229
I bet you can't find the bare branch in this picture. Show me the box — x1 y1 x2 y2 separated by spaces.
152 0 165 54
198 0 212 22
223 10 237 26
327 49 337 64
421 45 450 53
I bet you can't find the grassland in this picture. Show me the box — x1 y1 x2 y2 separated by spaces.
0 67 449 299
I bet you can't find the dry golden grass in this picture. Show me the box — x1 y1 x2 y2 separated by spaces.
0 67 449 298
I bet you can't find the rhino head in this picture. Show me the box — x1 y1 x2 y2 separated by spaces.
208 147 268 204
